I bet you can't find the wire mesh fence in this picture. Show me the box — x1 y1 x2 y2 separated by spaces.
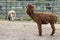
0 1 60 19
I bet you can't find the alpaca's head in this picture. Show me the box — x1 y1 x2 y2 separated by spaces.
25 3 34 15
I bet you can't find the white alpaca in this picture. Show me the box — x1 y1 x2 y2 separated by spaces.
8 10 16 21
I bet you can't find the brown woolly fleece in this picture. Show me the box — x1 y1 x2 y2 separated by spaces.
25 3 57 36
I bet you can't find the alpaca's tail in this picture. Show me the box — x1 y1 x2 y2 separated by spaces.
55 15 57 23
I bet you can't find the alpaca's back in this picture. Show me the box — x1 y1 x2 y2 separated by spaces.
38 13 57 24
32 13 57 24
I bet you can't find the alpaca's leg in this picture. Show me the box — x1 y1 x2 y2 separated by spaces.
37 24 42 36
8 16 10 21
8 17 10 21
10 17 11 21
50 24 55 36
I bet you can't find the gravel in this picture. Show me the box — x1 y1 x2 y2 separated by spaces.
0 20 60 40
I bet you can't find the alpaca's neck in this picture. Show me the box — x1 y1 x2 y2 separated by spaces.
27 10 34 17
29 13 34 17
28 12 35 19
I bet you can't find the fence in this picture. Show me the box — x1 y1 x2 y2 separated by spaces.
0 1 60 19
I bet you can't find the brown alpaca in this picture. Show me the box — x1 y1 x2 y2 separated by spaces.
25 4 57 36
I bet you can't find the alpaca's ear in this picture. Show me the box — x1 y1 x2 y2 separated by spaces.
26 3 29 8
26 3 31 5
26 3 33 6
27 3 29 5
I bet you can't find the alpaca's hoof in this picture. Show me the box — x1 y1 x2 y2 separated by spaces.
50 32 55 36
39 34 42 36
39 33 42 36
50 34 54 36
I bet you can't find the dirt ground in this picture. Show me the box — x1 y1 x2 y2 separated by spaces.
0 20 60 40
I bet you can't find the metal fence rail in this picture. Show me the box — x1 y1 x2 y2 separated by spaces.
0 1 60 19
